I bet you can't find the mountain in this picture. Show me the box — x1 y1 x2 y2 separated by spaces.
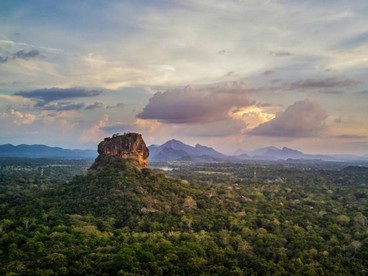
257 147 305 159
149 139 229 161
151 147 191 161
251 146 280 156
0 144 96 158
236 146 335 161
149 140 338 162
0 141 355 162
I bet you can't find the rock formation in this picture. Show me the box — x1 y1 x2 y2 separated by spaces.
90 133 149 169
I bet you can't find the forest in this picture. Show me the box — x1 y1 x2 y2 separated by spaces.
1 157 368 275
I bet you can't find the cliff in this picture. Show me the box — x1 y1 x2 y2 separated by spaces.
90 133 149 169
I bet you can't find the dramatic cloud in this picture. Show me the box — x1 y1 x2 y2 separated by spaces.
249 99 328 137
137 83 254 124
288 78 359 90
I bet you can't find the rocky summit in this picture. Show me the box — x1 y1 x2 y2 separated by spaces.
90 132 149 169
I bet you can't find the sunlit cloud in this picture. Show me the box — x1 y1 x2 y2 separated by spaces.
249 99 328 137
230 106 275 129
0 109 37 125
138 83 254 124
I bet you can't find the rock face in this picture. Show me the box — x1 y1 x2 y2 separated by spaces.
90 133 149 169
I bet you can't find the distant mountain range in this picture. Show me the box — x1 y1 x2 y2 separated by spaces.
1 140 367 162
237 146 335 161
0 144 96 159
149 140 368 162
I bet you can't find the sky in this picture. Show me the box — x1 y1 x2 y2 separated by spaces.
0 0 368 155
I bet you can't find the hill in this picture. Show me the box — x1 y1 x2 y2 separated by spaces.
0 144 96 158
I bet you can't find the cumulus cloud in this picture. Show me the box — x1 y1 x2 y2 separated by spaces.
137 83 254 124
249 99 328 137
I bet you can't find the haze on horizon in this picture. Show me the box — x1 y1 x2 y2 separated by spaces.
0 0 368 155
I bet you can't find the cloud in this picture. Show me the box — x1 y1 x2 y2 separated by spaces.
14 50 40 60
15 88 103 110
106 103 125 109
269 50 293 57
176 119 246 137
0 109 37 125
0 49 41 63
41 102 85 111
85 102 104 110
263 70 275 75
288 78 359 90
79 114 109 143
0 56 8 63
321 90 345 95
356 90 368 95
249 99 328 137
331 134 366 139
0 94 33 105
15 88 102 103
339 31 368 48
137 83 254 124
